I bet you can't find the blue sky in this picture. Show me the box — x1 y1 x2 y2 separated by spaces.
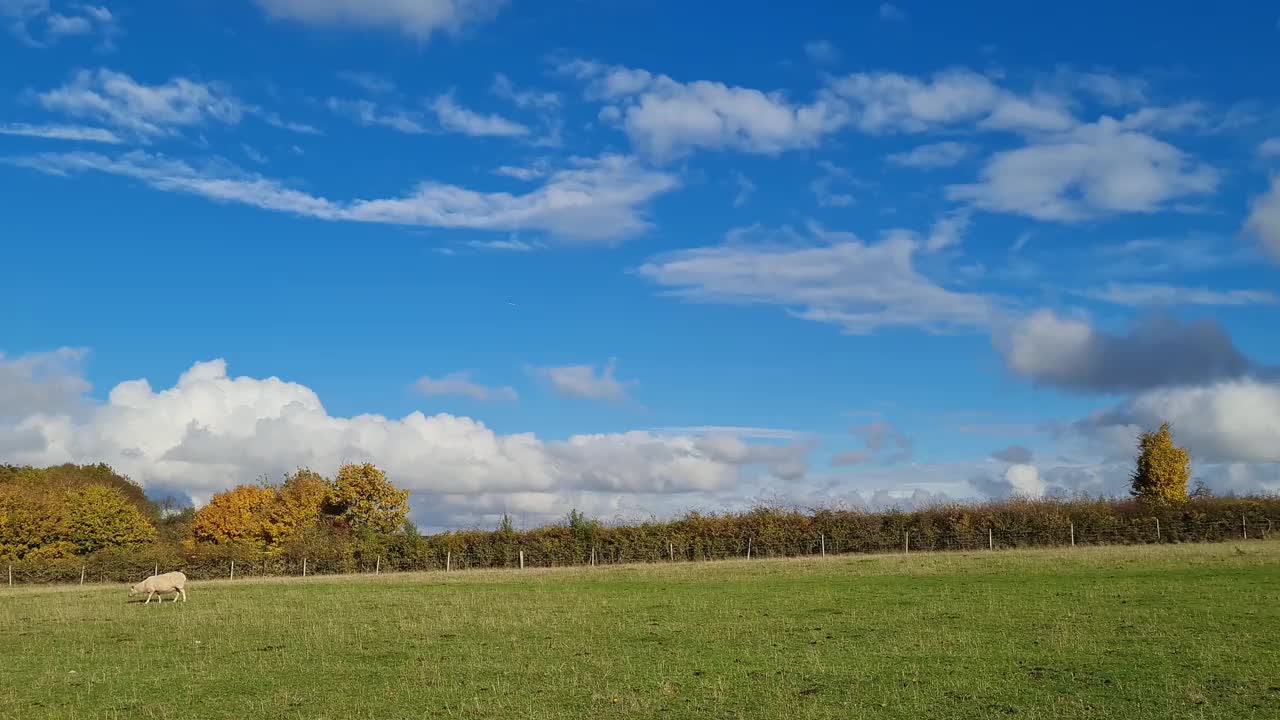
2 0 1279 529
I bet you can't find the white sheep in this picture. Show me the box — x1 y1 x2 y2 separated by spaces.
129 571 188 604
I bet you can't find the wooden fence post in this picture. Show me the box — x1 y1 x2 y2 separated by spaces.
1242 515 1248 540
1070 523 1075 547
302 558 307 578
668 542 674 562
519 550 525 570
746 538 753 560
590 547 595 567
375 556 381 575
8 563 12 588
1155 518 1160 542
903 532 909 554
820 533 826 558
230 560 235 581
446 551 452 572
154 564 159 577
80 567 86 586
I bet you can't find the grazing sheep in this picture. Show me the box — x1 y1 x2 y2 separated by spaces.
129 571 187 604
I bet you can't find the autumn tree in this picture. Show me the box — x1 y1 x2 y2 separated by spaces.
326 463 409 535
1130 423 1190 505
265 469 331 545
191 485 277 545
65 485 157 553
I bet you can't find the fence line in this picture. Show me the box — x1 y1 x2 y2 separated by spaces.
3 517 1275 587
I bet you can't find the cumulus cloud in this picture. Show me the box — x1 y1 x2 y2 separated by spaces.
253 0 506 39
429 93 529 137
37 69 244 138
1244 176 1280 262
1078 379 1280 464
948 117 1218 221
413 372 517 402
885 141 975 169
637 223 994 334
969 463 1044 498
531 359 633 402
562 60 848 160
0 122 121 143
999 310 1260 394
0 347 89 419
8 150 678 243
0 357 826 528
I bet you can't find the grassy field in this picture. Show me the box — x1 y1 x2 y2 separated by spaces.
2 542 1278 719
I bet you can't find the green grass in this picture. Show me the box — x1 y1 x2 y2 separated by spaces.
2 542 1279 719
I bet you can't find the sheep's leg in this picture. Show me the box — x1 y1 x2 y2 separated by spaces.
180 587 187 602
144 591 154 605
172 591 179 603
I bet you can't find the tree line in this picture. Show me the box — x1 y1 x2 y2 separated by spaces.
1 424 1277 582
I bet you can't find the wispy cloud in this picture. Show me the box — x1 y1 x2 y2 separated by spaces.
638 222 994 335
336 70 395 95
414 371 517 402
429 93 529 137
326 97 427 134
8 150 678 243
252 0 508 40
878 3 906 21
530 359 633 401
1076 282 1277 307
803 40 841 65
885 141 974 169
0 122 122 144
37 69 243 138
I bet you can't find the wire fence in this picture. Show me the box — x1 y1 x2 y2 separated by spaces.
4 517 1274 587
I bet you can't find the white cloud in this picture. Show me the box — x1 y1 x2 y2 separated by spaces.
1083 379 1280 463
413 371 517 402
464 238 538 252
879 3 906 21
491 73 559 110
429 93 529 137
998 310 1258 394
564 60 848 160
885 141 975 169
809 160 858 207
948 117 1218 221
241 144 268 164
0 357 824 527
3 1 115 47
531 359 632 402
326 97 427 133
492 164 545 181
970 463 1044 498
0 122 121 143
0 347 89 419
849 419 914 464
803 40 841 65
253 0 506 39
1077 283 1277 307
924 210 970 252
828 69 1002 133
731 171 755 207
261 111 322 136
38 69 243 138
637 223 994 334
1260 138 1280 159
9 151 678 243
1244 176 1280 261
336 71 395 95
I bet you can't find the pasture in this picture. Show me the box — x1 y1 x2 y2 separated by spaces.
2 542 1278 719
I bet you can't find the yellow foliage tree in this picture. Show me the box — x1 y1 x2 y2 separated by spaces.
65 485 158 553
1130 423 1190 505
0 486 68 559
327 463 409 535
191 485 277 546
265 469 331 545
